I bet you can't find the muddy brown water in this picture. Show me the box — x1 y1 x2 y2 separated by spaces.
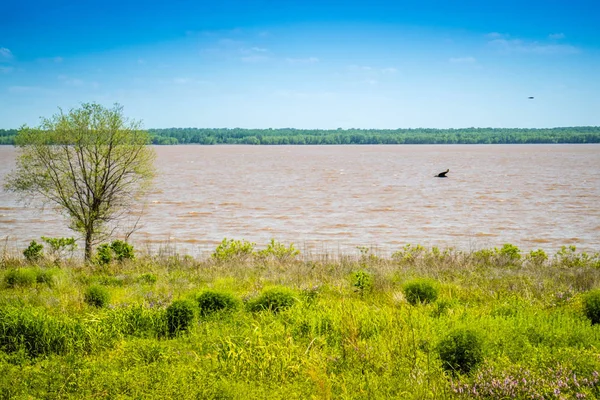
1 145 599 257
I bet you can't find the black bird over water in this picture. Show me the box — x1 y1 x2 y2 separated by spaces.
435 169 449 178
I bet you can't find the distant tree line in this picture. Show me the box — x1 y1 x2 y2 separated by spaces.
2 127 600 145
0 129 18 145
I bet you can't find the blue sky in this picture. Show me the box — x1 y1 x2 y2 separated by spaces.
1 0 599 129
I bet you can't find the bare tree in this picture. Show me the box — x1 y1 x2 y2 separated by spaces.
4 103 156 261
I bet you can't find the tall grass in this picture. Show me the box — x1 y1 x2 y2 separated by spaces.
0 242 599 398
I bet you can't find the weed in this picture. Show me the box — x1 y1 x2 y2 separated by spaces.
351 269 373 295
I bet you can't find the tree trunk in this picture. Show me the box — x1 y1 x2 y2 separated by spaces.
85 231 93 262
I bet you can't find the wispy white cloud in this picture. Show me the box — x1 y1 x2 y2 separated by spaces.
486 32 508 39
381 67 397 73
57 75 99 88
240 47 269 55
274 90 336 99
8 85 57 95
348 64 372 71
449 56 476 64
36 56 63 64
172 77 211 85
0 47 13 60
58 75 84 86
0 66 13 73
241 55 269 63
192 28 244 37
286 57 319 64
218 38 243 47
9 86 36 93
549 33 565 40
488 38 579 55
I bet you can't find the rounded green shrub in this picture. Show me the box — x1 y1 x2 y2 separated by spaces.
35 269 55 286
197 290 239 316
437 328 483 375
247 287 296 313
110 240 135 261
403 279 439 305
23 240 44 262
582 289 600 324
4 268 55 288
0 306 76 357
84 285 110 308
165 300 195 336
95 244 113 266
4 269 37 288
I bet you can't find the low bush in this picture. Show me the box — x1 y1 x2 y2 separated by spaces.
4 268 36 288
165 300 195 336
41 236 77 263
137 273 158 285
95 240 136 265
437 328 484 375
197 290 240 316
403 279 439 305
247 287 296 313
257 239 300 261
111 240 135 261
582 289 600 324
23 240 43 262
0 306 81 358
105 304 165 338
95 244 113 266
211 238 256 262
526 248 548 266
4 268 54 288
496 243 522 265
351 269 374 295
84 285 111 308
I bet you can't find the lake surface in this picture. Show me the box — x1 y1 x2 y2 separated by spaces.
1 145 599 257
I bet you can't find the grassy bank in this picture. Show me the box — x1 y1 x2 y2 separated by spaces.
1 241 600 399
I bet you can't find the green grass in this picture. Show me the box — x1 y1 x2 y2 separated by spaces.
1 243 600 398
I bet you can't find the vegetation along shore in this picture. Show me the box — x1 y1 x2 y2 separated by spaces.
1 238 600 399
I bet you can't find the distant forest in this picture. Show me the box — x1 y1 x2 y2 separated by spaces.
2 127 600 145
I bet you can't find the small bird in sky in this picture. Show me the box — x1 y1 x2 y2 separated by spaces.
528 96 535 99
